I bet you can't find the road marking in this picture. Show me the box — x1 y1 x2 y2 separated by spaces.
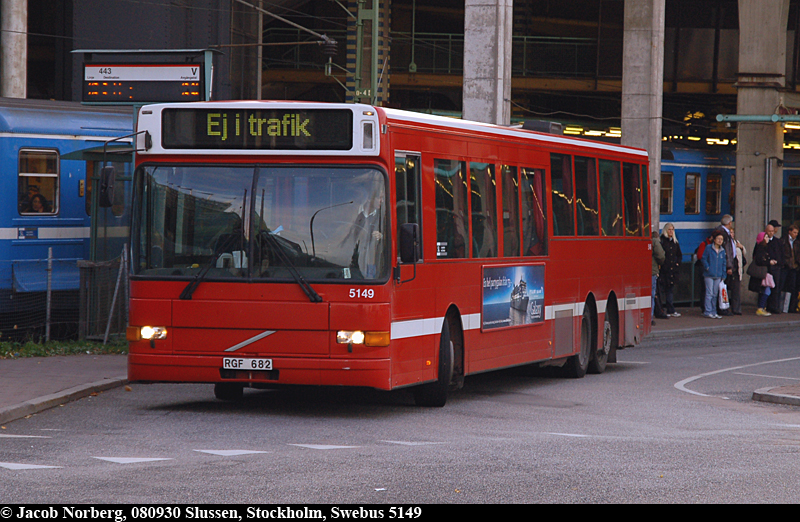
194 450 270 456
0 462 62 470
674 356 800 398
288 444 359 450
733 372 800 381
0 434 51 439
381 441 445 446
92 457 173 464
544 432 590 438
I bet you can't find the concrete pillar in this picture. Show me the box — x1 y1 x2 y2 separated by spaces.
620 0 665 233
1 0 27 98
735 0 790 269
462 0 513 125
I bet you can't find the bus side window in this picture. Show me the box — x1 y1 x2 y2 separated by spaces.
575 156 599 236
599 159 623 236
502 165 520 256
642 164 651 236
470 162 497 258
550 153 574 236
622 161 643 236
522 167 547 256
395 154 422 259
435 159 469 258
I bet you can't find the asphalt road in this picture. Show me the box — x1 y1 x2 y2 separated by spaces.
2 329 800 504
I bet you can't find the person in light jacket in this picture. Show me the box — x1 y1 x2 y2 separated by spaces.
701 230 727 319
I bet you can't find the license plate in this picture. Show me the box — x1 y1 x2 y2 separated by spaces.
222 357 273 370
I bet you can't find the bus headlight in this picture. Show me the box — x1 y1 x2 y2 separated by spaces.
336 330 389 347
139 326 168 340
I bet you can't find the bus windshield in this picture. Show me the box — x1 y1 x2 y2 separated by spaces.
133 164 389 283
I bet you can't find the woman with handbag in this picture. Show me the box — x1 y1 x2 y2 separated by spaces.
659 223 682 317
701 230 727 319
748 231 775 316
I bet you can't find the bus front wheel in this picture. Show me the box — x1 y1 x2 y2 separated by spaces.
413 318 454 407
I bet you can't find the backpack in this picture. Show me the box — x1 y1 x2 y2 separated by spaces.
696 236 713 261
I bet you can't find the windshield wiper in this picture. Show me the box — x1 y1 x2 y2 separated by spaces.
261 230 323 303
179 232 242 300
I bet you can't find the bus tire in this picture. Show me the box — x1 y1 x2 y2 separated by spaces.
413 318 454 407
588 311 609 375
564 308 591 378
214 383 244 401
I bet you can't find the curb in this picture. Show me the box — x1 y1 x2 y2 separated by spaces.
0 376 128 425
647 319 800 340
752 386 800 407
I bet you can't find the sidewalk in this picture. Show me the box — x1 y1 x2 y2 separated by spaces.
1 307 799 425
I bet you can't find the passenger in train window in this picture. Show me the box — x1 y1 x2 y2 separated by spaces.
18 184 39 213
29 194 50 213
659 223 682 317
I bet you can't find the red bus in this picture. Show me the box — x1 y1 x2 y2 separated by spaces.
125 101 651 406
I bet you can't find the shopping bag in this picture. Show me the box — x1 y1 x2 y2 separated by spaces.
719 280 730 310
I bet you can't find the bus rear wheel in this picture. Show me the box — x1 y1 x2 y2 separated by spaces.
588 314 611 374
563 308 591 378
413 318 454 407
214 383 244 401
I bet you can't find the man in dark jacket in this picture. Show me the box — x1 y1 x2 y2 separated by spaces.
714 214 738 315
765 220 784 314
780 224 800 313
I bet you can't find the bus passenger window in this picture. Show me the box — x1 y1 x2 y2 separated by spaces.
660 172 673 215
502 165 520 256
470 162 497 258
574 156 599 236
18 149 59 215
550 153 574 236
599 159 623 236
395 154 422 258
622 162 643 236
642 164 651 236
521 168 547 256
706 173 721 215
435 159 469 258
685 173 700 214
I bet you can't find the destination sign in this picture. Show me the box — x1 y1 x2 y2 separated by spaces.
82 64 203 103
161 108 354 151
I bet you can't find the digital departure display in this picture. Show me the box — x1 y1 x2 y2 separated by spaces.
161 108 354 150
82 64 203 103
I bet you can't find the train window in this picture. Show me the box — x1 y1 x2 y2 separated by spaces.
18 149 58 215
685 173 700 214
550 153 575 236
574 156 599 236
470 162 498 258
622 162 643 236
521 168 547 256
599 159 623 236
435 159 469 258
660 172 673 214
502 165 520 256
706 173 722 215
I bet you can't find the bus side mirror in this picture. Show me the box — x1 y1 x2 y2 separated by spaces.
399 223 420 263
98 166 115 208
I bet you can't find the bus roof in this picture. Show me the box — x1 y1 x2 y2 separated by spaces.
382 107 649 159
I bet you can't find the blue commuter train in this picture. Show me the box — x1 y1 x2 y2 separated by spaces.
0 98 132 339
658 143 800 305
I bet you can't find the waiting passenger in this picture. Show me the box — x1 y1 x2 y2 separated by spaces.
659 223 682 317
701 230 726 319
